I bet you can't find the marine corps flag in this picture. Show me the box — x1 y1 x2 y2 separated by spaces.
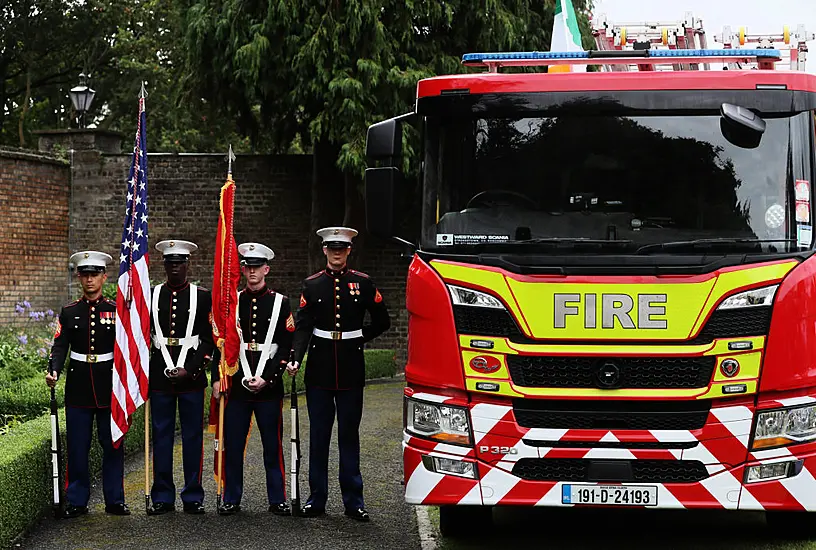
208 146 241 497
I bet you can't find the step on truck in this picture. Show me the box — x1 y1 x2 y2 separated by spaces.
364 21 816 538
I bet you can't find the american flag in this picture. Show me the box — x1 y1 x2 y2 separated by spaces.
111 83 151 447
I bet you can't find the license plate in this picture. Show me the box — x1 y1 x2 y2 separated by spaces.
562 484 658 506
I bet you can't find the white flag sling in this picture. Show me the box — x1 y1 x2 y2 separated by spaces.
237 291 283 385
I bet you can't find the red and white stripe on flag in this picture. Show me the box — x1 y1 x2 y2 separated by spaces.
111 90 151 447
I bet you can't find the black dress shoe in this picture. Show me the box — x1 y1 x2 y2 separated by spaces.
63 505 88 519
300 503 325 517
147 502 175 516
105 503 131 516
218 503 241 515
183 502 205 514
344 507 370 522
268 503 291 516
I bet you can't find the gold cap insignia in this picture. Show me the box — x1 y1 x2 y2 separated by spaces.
84 253 89 258
169 241 175 247
249 244 255 250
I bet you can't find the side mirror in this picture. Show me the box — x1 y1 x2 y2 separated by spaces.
365 167 402 239
366 119 402 162
720 103 766 149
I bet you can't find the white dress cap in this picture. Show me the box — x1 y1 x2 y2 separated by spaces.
155 240 199 261
317 226 358 248
70 251 113 273
237 242 275 265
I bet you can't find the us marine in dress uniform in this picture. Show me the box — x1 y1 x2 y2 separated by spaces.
212 243 295 516
287 227 391 521
45 251 129 518
147 240 215 515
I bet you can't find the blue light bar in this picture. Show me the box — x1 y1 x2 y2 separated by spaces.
463 51 589 62
650 48 781 58
462 48 782 64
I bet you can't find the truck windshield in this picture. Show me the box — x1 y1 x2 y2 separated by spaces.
422 112 814 255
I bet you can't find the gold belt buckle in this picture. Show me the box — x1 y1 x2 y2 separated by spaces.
167 338 180 346
248 343 260 351
87 354 98 363
330 331 342 341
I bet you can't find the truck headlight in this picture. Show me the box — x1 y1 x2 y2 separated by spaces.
421 455 478 479
448 285 504 309
752 404 816 449
405 397 472 446
718 285 777 310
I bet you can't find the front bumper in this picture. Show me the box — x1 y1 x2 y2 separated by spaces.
404 439 816 510
403 399 816 511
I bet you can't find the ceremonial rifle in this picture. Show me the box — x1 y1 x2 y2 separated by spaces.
289 350 301 516
49 369 64 519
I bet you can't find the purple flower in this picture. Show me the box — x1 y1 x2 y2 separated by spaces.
46 309 54 317
22 300 31 309
37 347 47 357
17 335 28 345
15 304 24 314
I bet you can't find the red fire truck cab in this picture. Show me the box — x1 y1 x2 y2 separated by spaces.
365 48 816 537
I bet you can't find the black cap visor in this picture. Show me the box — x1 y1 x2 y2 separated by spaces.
240 256 268 266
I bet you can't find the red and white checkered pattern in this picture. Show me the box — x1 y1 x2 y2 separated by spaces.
402 392 816 511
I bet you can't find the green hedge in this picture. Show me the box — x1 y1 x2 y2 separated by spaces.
0 379 64 421
0 349 397 548
0 404 147 549
280 348 397 394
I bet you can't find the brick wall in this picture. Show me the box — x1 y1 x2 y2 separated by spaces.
68 149 411 363
0 147 70 324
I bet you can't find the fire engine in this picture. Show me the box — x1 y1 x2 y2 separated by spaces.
364 13 816 537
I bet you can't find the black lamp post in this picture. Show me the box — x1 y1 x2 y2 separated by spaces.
69 73 96 129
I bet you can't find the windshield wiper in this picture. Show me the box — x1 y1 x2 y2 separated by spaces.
635 238 795 255
506 238 633 249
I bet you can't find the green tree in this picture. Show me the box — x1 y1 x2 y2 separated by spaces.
183 0 594 268
91 0 251 153
0 0 126 147
1 0 252 152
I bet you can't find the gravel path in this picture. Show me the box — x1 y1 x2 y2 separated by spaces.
17 379 418 550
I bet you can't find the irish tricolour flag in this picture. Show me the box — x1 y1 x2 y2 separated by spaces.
549 0 586 73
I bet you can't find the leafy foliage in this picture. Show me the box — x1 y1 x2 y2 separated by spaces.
182 0 595 175
0 0 125 147
0 301 57 384
0 414 24 437
0 379 61 421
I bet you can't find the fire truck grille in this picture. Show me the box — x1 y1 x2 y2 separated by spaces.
511 458 709 484
506 356 715 389
692 306 772 343
453 306 524 338
512 399 710 431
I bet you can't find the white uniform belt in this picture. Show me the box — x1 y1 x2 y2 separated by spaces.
243 342 272 351
153 335 200 347
70 351 114 363
312 328 363 340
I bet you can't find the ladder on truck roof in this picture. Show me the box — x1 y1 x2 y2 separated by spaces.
591 12 710 71
717 24 814 71
591 12 814 72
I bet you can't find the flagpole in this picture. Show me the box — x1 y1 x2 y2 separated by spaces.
216 393 226 512
135 79 151 515
144 400 150 513
215 144 236 514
